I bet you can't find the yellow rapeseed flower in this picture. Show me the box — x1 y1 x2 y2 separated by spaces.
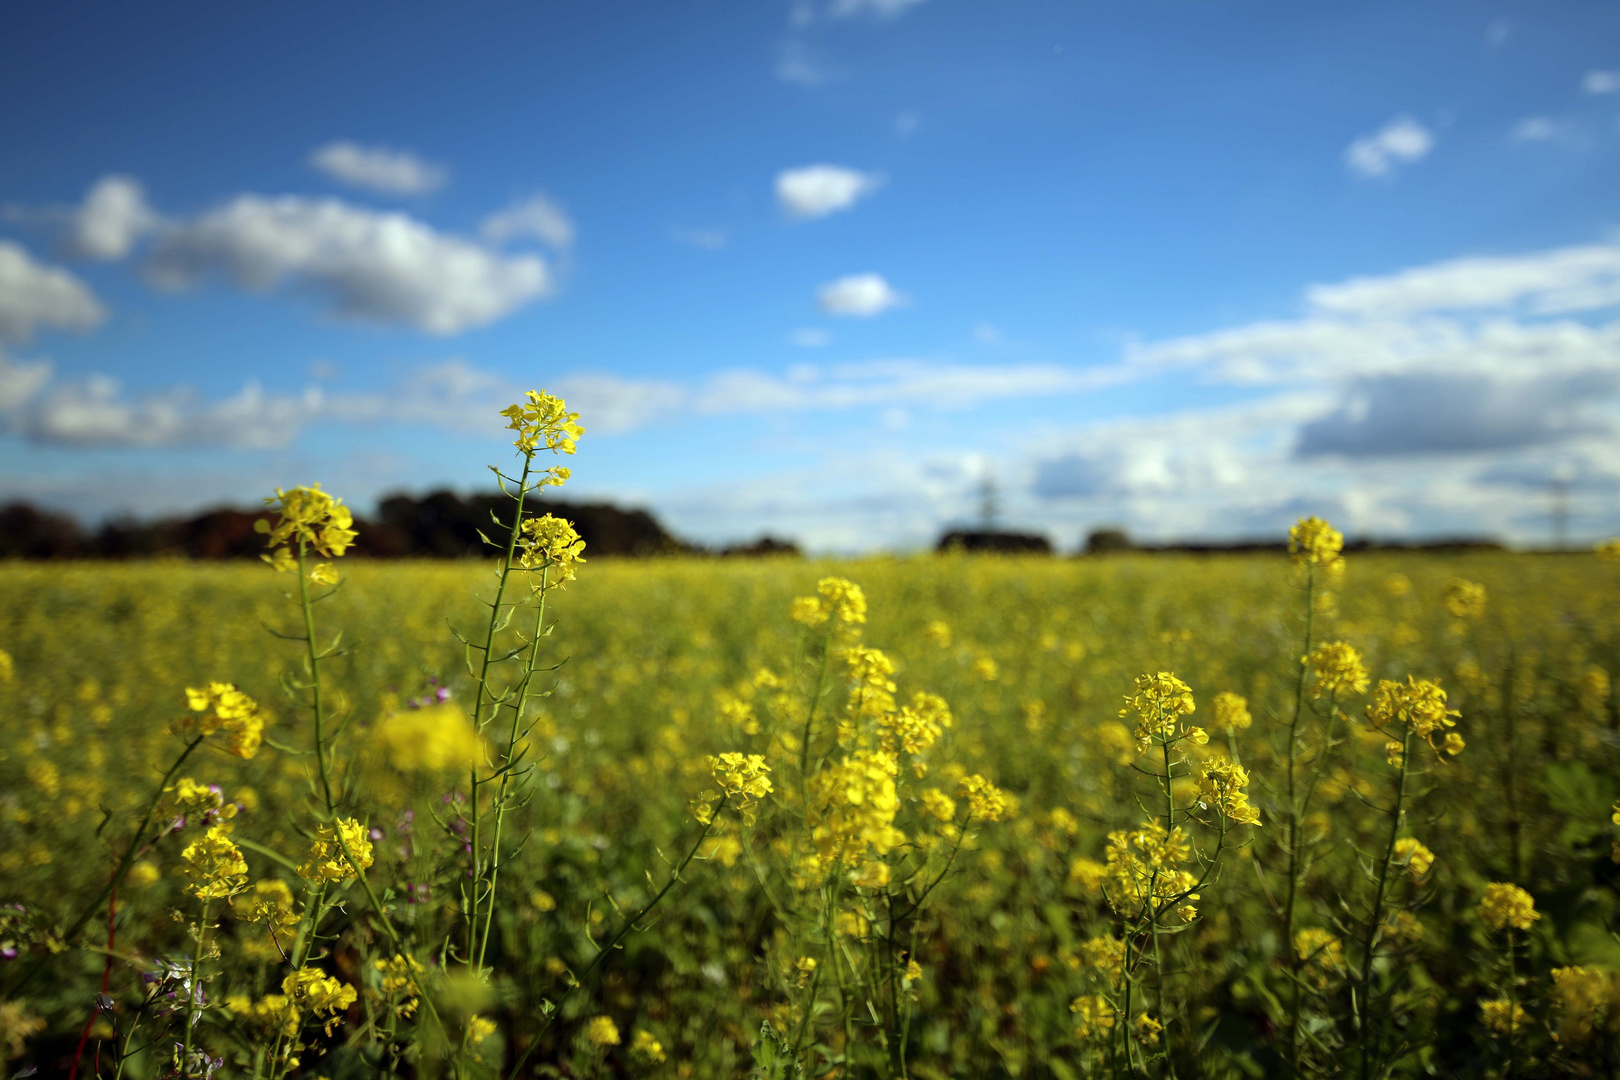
177 825 249 900
584 1014 621 1048
630 1029 667 1064
1121 671 1196 750
1289 516 1344 571
1480 998 1528 1037
1307 641 1370 699
297 818 375 883
1480 882 1538 932
500 389 583 456
1070 995 1115 1040
956 774 1010 822
1210 691 1251 734
1392 837 1434 878
255 484 357 567
1442 578 1487 620
176 682 264 759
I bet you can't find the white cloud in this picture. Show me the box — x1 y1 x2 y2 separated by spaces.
776 41 839 86
817 273 904 316
64 175 160 260
1511 116 1563 142
776 165 883 218
1583 70 1620 95
0 358 521 449
791 328 830 347
145 195 551 335
310 141 447 195
1303 240 1620 318
1344 116 1433 178
480 195 575 249
828 0 928 18
0 241 107 344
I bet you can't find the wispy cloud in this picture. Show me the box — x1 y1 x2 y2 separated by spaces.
1344 116 1433 178
310 141 448 195
1583 70 1620 95
480 195 575 250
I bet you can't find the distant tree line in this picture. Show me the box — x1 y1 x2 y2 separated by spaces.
0 491 804 560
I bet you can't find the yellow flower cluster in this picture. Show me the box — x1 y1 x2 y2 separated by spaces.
879 692 952 756
1392 837 1434 878
630 1029 667 1064
1367 676 1462 749
709 752 773 803
517 514 586 585
376 702 482 773
254 484 357 575
920 788 956 823
297 817 375 883
1307 641 1370 699
176 682 264 759
230 993 300 1038
1209 691 1251 734
501 389 583 456
956 774 1011 822
160 777 238 825
1442 578 1487 620
1479 882 1539 932
1480 998 1528 1037
844 646 898 718
282 967 357 1034
1078 934 1125 988
241 879 298 947
1289 515 1344 571
1294 927 1345 988
1069 994 1115 1040
790 577 868 631
374 953 425 1017
1120 671 1197 750
584 1014 621 1047
1198 759 1260 825
1102 821 1199 922
1551 965 1620 1045
177 825 249 900
809 749 905 881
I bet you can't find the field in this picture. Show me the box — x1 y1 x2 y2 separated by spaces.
3 536 1620 1079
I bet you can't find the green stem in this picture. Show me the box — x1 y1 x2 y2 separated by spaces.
1283 565 1316 1071
466 454 537 961
179 898 210 1079
1359 727 1412 1080
478 564 551 970
1155 736 1178 1080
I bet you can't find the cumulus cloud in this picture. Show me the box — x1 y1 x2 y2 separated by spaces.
817 273 904 316
1583 70 1620 95
0 241 107 344
776 165 884 218
310 142 447 195
63 175 160 260
1344 116 1433 178
1295 371 1619 457
145 195 551 334
480 195 575 249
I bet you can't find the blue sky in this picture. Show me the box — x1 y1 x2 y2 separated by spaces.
3 0 1619 550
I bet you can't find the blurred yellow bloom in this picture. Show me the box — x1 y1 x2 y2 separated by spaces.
297 817 375 882
1479 882 1538 932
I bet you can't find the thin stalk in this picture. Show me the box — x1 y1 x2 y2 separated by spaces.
466 454 537 960
1154 736 1179 1079
504 796 726 1080
799 619 838 798
1358 727 1412 1080
1282 564 1316 1069
179 899 210 1079
294 545 441 1034
478 563 551 969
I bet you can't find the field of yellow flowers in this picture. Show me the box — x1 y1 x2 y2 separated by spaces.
3 393 1620 1079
